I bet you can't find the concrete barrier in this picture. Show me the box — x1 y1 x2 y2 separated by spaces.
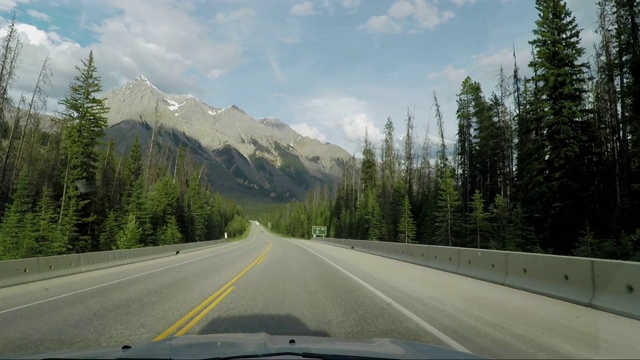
37 254 82 280
429 246 460 272
109 249 132 263
0 238 230 289
504 252 593 306
403 244 430 266
321 238 359 250
313 237 640 321
591 259 640 320
457 248 508 285
0 258 41 288
80 251 111 272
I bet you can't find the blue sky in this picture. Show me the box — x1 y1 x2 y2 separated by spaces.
0 0 597 155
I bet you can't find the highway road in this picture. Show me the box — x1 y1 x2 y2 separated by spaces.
1 223 639 359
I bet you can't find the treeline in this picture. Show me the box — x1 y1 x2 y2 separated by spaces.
0 18 246 260
264 0 640 261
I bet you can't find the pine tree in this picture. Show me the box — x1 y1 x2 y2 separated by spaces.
99 211 119 250
403 109 415 197
361 129 377 191
526 0 593 254
148 175 179 240
470 189 489 248
125 177 152 245
59 50 109 187
96 139 117 210
415 128 434 244
159 215 183 245
434 167 461 246
58 50 109 252
124 135 143 193
186 177 207 242
434 92 448 174
456 77 476 219
368 191 384 241
380 117 397 241
489 194 513 250
397 194 417 243
0 170 36 259
226 214 248 238
116 213 142 249
34 186 66 256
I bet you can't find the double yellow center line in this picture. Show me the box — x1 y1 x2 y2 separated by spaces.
154 242 272 341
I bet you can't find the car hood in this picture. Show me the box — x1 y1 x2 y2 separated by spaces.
12 333 487 359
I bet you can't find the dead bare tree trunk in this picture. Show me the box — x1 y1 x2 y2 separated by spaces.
12 55 52 184
145 100 162 186
0 15 21 119
1 94 25 189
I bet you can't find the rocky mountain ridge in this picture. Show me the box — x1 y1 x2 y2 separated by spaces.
103 76 352 206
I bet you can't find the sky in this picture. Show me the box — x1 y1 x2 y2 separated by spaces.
0 0 598 156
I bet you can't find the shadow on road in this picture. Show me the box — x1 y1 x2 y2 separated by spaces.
197 314 330 337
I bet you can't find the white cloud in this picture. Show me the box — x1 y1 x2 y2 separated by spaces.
449 0 477 7
15 23 55 46
0 0 28 12
412 0 455 29
389 0 414 19
215 7 256 24
362 0 454 34
27 9 51 21
295 95 373 124
207 69 225 80
214 7 257 37
470 47 532 82
341 0 362 8
0 1 248 112
292 94 383 152
1 22 84 104
291 123 327 142
340 113 383 145
289 1 316 16
267 51 287 83
87 0 245 93
361 15 401 34
320 0 361 15
427 64 467 83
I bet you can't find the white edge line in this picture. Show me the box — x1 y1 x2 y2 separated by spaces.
291 240 471 354
0 239 254 315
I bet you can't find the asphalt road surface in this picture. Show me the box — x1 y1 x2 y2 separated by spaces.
1 223 639 359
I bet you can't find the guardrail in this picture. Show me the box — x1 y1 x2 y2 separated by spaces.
0 239 229 289
315 238 639 321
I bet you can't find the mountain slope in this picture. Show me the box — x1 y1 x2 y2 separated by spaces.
103 76 351 206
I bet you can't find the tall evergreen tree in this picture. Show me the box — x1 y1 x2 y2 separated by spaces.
397 194 417 243
361 129 378 191
434 167 461 246
380 117 397 241
0 170 36 259
99 210 118 251
526 0 593 254
470 189 490 248
456 76 476 219
116 213 142 249
58 51 109 252
34 186 66 256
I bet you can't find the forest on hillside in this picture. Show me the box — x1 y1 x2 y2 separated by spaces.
0 17 247 261
263 0 640 261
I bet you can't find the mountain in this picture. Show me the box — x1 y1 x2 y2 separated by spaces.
103 76 352 206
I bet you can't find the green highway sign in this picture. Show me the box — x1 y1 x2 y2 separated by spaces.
311 226 327 238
